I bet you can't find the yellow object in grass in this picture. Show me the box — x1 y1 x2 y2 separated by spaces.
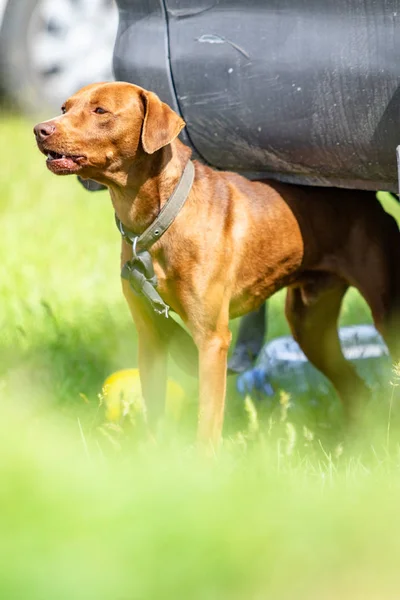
102 368 185 422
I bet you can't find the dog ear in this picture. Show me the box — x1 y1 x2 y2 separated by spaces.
141 90 185 154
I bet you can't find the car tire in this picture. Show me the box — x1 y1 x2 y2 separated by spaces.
0 0 117 115
0 0 51 114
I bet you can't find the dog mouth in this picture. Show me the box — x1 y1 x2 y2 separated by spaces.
45 150 86 174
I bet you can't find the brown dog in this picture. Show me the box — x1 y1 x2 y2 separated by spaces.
34 81 400 446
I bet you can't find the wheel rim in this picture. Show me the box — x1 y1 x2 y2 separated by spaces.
27 0 118 109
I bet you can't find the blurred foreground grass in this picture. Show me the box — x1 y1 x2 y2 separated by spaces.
2 116 400 598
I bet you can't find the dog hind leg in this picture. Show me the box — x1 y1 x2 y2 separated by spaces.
346 211 400 366
285 275 370 422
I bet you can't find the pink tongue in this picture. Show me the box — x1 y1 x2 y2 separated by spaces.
47 156 77 170
47 156 78 173
56 157 76 168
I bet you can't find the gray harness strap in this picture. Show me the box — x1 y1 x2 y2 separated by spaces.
116 160 195 252
116 160 195 317
137 160 195 251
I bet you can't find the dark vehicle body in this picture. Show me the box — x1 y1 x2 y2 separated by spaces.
113 0 400 192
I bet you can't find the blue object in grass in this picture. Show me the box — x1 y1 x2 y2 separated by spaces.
236 368 274 397
236 325 391 399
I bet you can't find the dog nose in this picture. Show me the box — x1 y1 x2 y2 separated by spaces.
34 122 56 142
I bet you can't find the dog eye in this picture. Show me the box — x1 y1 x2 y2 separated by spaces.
94 107 107 115
61 105 66 114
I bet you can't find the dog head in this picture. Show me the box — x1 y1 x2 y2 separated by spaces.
33 82 185 184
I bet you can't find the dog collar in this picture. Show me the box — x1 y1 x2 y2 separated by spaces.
115 160 195 254
115 160 195 318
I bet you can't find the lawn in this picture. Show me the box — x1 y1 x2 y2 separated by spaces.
2 115 400 599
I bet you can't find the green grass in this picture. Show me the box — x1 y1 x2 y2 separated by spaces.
3 115 400 599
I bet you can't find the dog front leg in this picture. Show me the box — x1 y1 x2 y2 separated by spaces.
137 330 168 428
196 328 232 449
122 280 168 431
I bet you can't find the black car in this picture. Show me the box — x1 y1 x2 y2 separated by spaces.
112 0 400 193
